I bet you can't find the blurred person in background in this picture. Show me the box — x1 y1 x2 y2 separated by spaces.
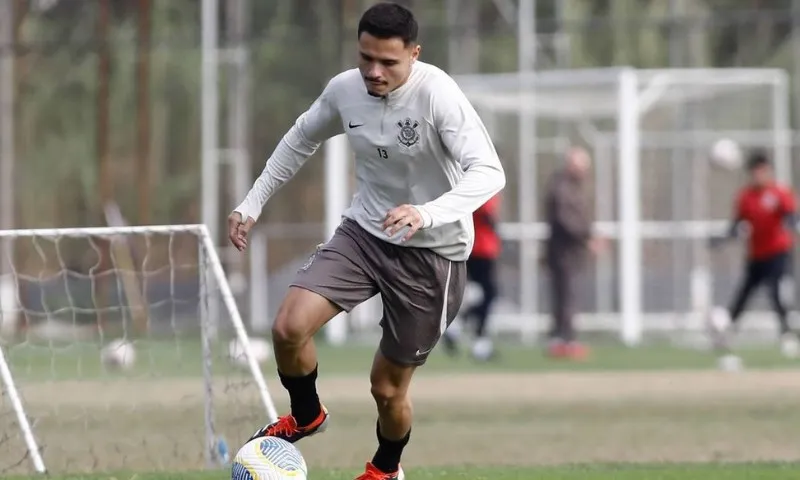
543 147 603 360
709 150 799 356
442 193 502 361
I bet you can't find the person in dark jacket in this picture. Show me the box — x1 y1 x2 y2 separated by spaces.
544 147 602 359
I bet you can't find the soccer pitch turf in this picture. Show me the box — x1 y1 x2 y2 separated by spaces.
3 341 800 478
6 463 800 480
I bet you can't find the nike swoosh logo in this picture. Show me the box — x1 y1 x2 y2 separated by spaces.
348 121 363 128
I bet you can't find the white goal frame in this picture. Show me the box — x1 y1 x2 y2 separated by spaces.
452 67 791 346
0 224 277 474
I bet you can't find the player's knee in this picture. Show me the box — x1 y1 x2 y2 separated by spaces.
370 380 407 409
271 289 332 347
271 307 307 348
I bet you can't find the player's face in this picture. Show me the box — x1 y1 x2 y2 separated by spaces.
358 32 420 96
567 148 591 177
751 165 772 187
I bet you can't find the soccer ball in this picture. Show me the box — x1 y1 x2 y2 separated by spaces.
709 138 743 170
100 338 136 370
228 337 272 368
717 353 744 372
231 436 307 480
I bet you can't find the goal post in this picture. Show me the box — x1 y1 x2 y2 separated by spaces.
0 224 277 475
452 67 791 346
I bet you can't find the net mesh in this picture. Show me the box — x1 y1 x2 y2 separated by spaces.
455 68 789 341
0 227 273 474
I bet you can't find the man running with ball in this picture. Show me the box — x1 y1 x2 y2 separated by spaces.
228 3 505 479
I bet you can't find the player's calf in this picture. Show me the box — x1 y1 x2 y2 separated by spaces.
250 287 339 444
368 353 415 476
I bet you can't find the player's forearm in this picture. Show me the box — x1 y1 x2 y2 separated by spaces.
415 163 506 229
233 130 320 221
726 218 743 238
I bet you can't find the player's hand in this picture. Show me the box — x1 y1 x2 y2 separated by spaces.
228 211 256 251
708 236 726 250
383 204 424 242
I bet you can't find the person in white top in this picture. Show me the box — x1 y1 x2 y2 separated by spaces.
229 3 505 479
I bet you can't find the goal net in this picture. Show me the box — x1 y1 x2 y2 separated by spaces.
453 67 791 346
0 224 277 475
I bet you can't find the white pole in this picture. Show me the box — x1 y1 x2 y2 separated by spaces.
199 226 278 422
773 72 794 308
594 138 613 313
201 0 220 339
517 0 538 344
0 346 47 473
0 1 16 336
226 0 252 314
324 135 349 346
772 73 791 184
0 2 14 253
201 0 219 245
618 69 642 346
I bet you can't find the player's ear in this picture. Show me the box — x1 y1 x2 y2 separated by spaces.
410 43 421 60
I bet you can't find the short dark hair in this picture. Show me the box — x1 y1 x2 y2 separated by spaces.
358 2 418 46
747 149 771 170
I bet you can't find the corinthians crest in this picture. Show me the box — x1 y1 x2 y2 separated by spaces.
396 117 420 147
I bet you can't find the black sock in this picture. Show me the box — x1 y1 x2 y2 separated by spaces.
371 420 410 473
278 365 321 427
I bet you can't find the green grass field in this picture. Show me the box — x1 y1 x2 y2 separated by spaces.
2 338 800 479
6 462 800 480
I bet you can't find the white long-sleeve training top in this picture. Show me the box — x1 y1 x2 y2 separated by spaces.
234 61 506 261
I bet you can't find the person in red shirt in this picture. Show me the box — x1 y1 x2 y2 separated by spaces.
442 194 502 361
710 150 798 350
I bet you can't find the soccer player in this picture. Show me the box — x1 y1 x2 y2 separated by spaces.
441 194 502 361
709 150 799 353
227 3 505 480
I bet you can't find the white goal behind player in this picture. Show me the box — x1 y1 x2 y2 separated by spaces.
453 67 791 346
0 224 277 475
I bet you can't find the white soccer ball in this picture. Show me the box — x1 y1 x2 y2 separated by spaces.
710 138 743 170
717 353 743 372
228 337 272 368
708 306 731 333
231 436 307 480
100 338 136 370
780 334 799 359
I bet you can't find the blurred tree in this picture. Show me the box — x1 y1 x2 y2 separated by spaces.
9 0 800 271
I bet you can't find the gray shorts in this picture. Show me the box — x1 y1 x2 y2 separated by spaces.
291 219 466 366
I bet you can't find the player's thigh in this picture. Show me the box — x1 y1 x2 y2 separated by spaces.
771 252 791 277
377 248 467 366
765 253 790 290
272 286 342 343
276 227 378 341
